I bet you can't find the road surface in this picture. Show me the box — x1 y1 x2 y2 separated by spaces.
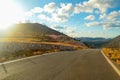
0 49 119 80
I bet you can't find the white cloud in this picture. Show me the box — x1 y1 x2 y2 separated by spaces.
93 0 113 13
74 0 115 14
50 24 65 30
31 7 43 13
102 21 120 30
44 2 57 13
52 13 69 22
65 27 76 34
85 22 100 27
100 10 120 21
24 7 43 18
99 14 106 20
38 14 51 21
23 1 120 25
37 13 69 23
25 3 72 23
107 11 120 21
86 21 120 30
51 3 73 22
53 26 77 37
86 10 120 30
50 24 77 37
59 3 73 13
84 15 95 20
36 3 73 23
24 11 33 17
94 10 100 14
74 3 93 13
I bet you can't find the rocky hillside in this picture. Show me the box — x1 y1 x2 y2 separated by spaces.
0 23 87 62
0 23 87 47
0 23 76 42
102 35 120 64
104 35 120 48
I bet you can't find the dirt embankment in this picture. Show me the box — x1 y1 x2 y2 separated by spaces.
0 42 76 62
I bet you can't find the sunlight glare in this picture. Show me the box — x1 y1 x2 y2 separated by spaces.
0 0 24 30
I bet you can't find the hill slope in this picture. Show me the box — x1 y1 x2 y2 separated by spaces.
102 35 120 64
0 23 87 47
0 23 70 41
3 23 62 38
11 23 63 35
104 35 120 48
0 23 88 62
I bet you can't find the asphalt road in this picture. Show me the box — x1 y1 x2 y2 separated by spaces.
0 49 120 80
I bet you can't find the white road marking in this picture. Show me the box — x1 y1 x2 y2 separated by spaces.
101 50 120 77
0 52 58 65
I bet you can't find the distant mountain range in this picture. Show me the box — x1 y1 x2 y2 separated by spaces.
75 37 111 48
104 35 120 48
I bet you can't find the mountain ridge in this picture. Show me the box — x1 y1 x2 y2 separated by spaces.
0 23 87 48
75 37 111 48
104 35 120 48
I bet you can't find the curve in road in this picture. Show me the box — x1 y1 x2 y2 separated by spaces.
0 49 120 80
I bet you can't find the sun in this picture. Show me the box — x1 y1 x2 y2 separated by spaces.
0 0 24 30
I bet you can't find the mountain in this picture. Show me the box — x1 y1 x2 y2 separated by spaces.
0 23 88 62
3 23 62 37
102 36 120 64
104 35 120 48
76 37 110 42
75 37 111 48
0 23 87 48
11 23 63 35
0 23 68 41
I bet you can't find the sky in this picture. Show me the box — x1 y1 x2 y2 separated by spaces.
0 0 120 38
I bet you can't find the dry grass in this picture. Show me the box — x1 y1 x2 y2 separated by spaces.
0 42 75 63
0 37 87 63
102 48 120 64
0 38 39 42
0 38 87 49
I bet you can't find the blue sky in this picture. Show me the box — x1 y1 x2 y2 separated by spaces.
5 0 120 38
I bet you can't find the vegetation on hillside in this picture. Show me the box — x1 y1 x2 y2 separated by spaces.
102 48 120 64
0 23 87 63
0 23 80 43
102 35 120 64
0 42 77 63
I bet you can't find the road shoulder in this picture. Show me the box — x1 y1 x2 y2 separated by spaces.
101 50 120 77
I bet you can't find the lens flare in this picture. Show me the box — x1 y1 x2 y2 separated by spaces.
0 0 24 30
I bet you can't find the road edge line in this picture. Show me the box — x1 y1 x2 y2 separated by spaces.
0 52 58 65
0 50 71 65
101 49 120 76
